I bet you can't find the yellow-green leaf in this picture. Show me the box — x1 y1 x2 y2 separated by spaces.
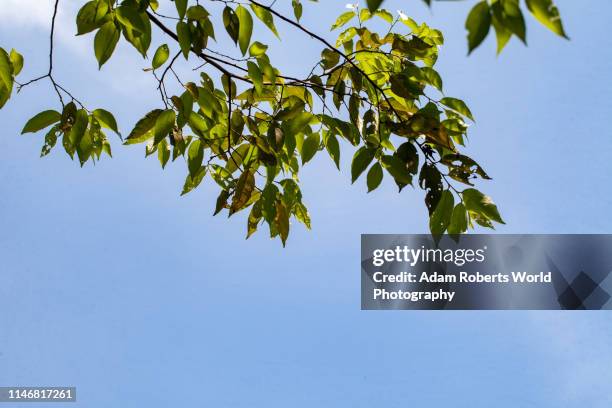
92 109 119 135
367 162 383 192
94 21 120 68
154 109 176 144
152 44 170 69
236 5 253 56
249 41 268 57
301 133 320 164
188 139 204 176
525 0 568 39
250 4 279 38
125 109 162 145
466 1 491 54
351 147 376 183
331 11 355 31
21 110 61 134
448 203 468 236
462 188 505 225
9 49 24 76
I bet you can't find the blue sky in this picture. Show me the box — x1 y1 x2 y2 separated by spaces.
1 0 612 406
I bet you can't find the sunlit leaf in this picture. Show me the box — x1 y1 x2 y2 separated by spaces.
152 44 170 69
92 109 119 135
351 147 376 183
236 5 253 56
21 110 61 134
525 0 568 39
94 21 120 68
367 162 383 192
462 188 505 225
250 4 280 38
466 1 492 54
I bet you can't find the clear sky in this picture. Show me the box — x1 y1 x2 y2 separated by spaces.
1 0 611 406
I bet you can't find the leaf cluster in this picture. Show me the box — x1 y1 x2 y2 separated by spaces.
21 103 118 165
368 0 568 54
0 47 23 109
0 0 531 244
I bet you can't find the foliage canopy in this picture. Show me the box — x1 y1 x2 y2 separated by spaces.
0 0 567 245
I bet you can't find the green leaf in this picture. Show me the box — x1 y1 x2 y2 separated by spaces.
186 5 210 21
188 139 204 176
367 0 384 12
390 73 421 99
154 109 176 144
230 170 256 215
491 0 526 54
466 1 492 54
223 6 240 44
94 21 120 68
247 201 263 238
321 48 340 70
152 44 170 70
250 4 280 38
9 49 24 76
301 133 320 164
77 129 93 166
60 102 77 128
429 190 454 236
120 11 151 57
236 5 253 56
214 190 230 215
40 125 59 157
249 41 268 57
175 0 188 20
116 5 147 34
247 61 263 94
221 74 237 99
102 140 112 157
359 9 372 23
381 155 412 186
0 47 13 91
294 202 311 230
331 11 355 31
125 109 162 145
462 188 505 225
261 183 278 223
367 162 383 192
69 109 89 146
92 109 119 135
441 153 491 185
525 0 568 39
325 134 340 169
283 111 312 135
176 21 191 59
275 200 290 246
21 110 61 134
440 97 475 122
492 16 512 54
158 138 170 168
76 0 109 35
448 203 468 236
420 67 443 91
181 167 207 196
258 55 276 83
351 147 376 183
375 10 394 23
292 0 303 22
226 143 251 174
